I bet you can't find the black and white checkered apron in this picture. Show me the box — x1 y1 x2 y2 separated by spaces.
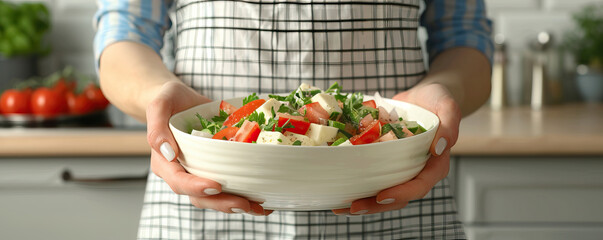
138 0 466 239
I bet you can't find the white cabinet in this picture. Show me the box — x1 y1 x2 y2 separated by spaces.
454 157 603 240
0 157 149 240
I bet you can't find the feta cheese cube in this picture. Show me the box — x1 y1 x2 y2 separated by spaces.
305 123 338 145
254 98 282 120
298 83 321 91
311 93 342 115
284 132 315 146
191 129 213 138
337 140 353 146
256 131 291 145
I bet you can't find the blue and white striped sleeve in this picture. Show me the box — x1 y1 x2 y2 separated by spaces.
93 0 173 69
421 0 494 65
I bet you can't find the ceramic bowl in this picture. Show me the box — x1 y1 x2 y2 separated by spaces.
169 94 439 211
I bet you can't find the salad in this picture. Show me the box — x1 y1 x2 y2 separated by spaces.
191 83 427 146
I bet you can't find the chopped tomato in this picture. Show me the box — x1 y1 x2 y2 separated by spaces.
362 100 377 109
277 113 311 135
212 127 240 140
350 120 381 145
232 120 261 143
223 99 266 127
219 100 238 115
359 114 374 132
298 102 329 124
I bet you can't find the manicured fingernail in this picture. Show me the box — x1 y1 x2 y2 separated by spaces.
231 208 246 214
435 137 447 156
203 188 220 195
351 210 368 215
249 211 264 216
378 198 395 205
160 142 176 161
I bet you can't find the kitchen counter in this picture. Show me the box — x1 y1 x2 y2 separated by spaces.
0 128 149 157
454 103 603 156
1 103 602 157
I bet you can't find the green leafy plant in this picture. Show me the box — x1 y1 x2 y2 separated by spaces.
564 4 603 68
0 1 51 57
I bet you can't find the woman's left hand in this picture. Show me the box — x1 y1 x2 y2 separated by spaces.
332 83 461 215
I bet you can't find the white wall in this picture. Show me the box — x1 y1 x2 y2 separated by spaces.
486 0 602 104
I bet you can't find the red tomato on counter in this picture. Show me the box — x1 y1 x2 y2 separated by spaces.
30 87 68 117
0 88 32 114
83 84 110 110
66 91 95 114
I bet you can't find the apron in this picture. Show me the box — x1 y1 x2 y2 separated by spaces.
138 0 466 239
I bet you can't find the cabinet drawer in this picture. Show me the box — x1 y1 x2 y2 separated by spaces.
457 157 603 223
465 224 603 240
0 157 149 240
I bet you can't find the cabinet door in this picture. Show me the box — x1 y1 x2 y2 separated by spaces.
456 156 603 240
457 157 603 223
0 157 149 240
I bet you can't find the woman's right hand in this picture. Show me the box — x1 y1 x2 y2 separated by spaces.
146 81 272 216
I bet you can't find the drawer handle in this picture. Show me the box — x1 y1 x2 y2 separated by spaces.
61 169 148 183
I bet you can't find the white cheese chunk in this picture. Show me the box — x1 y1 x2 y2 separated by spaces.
305 123 338 145
191 129 214 138
256 131 291 145
284 132 315 146
254 98 282 120
298 83 321 91
311 93 342 115
337 140 353 146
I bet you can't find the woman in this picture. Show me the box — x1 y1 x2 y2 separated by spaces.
95 0 492 239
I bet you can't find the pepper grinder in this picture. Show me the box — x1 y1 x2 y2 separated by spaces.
490 34 507 110
529 32 552 110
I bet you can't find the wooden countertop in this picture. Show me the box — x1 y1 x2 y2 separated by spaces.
453 103 603 156
0 128 150 157
1 103 602 157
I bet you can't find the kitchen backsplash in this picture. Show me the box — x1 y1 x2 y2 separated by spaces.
8 0 600 106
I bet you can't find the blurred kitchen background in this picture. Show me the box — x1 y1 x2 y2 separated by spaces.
1 0 603 240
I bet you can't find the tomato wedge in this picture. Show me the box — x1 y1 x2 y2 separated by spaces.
362 100 377 109
223 99 266 127
350 120 381 145
277 113 311 135
232 120 261 143
219 100 238 115
299 102 329 124
212 127 240 140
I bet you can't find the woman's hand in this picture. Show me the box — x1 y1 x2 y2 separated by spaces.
332 83 461 215
146 81 272 216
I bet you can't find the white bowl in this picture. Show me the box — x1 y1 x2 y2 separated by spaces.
169 95 439 211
